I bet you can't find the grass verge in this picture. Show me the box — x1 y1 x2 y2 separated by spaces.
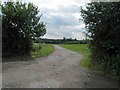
3 44 54 62
61 44 103 70
31 43 54 58
60 44 120 80
60 44 92 68
60 44 106 73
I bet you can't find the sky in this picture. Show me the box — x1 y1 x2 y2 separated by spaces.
2 0 90 40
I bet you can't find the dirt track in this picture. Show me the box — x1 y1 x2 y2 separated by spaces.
2 45 119 88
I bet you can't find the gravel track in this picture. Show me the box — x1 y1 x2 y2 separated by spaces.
2 45 119 88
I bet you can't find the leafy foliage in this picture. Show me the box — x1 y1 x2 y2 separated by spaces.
2 2 46 57
81 2 120 79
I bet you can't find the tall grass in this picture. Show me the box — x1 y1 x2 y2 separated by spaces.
31 44 54 58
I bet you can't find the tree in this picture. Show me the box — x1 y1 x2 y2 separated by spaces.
63 37 66 41
81 2 120 78
2 2 46 57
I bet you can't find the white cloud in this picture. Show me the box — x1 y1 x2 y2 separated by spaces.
42 24 86 40
71 32 85 40
2 0 89 40
74 24 85 29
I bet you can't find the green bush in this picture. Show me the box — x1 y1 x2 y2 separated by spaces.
2 2 46 57
81 2 120 79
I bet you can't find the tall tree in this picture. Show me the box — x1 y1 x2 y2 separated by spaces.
2 2 46 57
81 2 120 77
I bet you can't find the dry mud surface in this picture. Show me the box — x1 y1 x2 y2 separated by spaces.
2 45 120 88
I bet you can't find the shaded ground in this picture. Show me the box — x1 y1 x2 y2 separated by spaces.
2 45 120 88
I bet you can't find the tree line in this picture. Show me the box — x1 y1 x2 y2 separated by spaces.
35 38 87 44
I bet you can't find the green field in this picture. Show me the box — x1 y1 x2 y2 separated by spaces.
31 44 54 58
60 44 92 68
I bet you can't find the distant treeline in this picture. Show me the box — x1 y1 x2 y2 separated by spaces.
34 38 88 44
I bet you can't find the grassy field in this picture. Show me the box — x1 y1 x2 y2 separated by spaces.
60 44 92 68
31 44 54 58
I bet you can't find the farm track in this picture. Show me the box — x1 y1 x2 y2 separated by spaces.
2 45 120 88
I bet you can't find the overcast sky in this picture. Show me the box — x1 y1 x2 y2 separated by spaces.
2 0 90 40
